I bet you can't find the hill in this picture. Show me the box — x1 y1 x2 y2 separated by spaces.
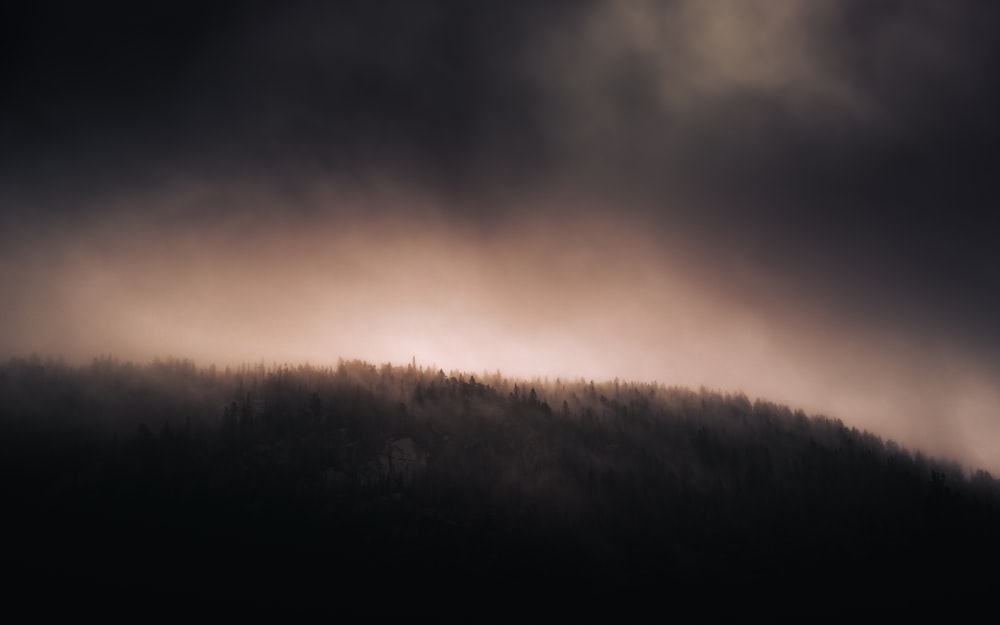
2 356 998 615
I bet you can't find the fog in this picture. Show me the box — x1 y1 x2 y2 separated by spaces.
2 179 997 475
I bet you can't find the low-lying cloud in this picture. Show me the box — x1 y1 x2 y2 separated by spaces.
3 181 999 474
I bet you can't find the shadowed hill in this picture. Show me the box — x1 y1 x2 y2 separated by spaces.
2 356 998 615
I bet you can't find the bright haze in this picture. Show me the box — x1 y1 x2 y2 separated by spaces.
2 1 999 472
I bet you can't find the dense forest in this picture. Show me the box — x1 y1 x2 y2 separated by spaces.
3 355 999 615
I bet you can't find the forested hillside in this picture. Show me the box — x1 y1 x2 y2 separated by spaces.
3 356 998 615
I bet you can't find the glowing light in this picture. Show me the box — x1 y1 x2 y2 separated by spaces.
1 190 998 474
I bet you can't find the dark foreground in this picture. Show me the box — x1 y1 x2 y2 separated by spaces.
3 358 998 616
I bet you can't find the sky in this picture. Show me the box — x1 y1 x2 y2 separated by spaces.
2 1 1000 472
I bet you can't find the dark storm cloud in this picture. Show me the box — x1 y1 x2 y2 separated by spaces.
5 1 997 197
523 0 1000 363
3 0 999 328
0 0 568 200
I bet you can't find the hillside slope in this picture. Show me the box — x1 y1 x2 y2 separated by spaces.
3 356 998 615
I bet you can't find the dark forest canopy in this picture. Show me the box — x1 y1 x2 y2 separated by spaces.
0 353 992 478
2 354 999 615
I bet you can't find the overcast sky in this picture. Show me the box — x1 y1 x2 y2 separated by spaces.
3 1 999 472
